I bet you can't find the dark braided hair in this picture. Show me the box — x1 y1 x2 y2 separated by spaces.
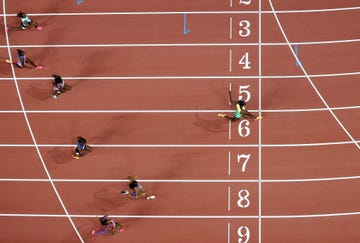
238 100 246 107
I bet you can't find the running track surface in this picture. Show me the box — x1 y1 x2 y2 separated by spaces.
0 0 359 242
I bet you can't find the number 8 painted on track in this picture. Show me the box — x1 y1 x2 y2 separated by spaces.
237 189 250 208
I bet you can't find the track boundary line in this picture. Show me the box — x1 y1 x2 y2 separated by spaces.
0 140 359 147
2 2 84 243
1 176 360 182
0 6 359 16
0 38 359 48
0 212 359 219
258 1 263 241
1 71 359 80
0 106 359 113
268 0 360 150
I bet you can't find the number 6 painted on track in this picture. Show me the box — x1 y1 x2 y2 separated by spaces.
238 120 250 137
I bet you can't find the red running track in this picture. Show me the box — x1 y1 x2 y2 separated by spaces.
0 0 359 242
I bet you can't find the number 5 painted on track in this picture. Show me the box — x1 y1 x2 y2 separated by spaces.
238 85 251 102
239 0 251 5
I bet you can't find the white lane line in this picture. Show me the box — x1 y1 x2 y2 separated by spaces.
228 186 231 211
1 38 359 48
229 49 232 72
229 17 233 39
0 106 359 113
227 222 230 243
0 176 360 183
0 211 359 219
2 3 84 243
0 6 359 16
258 1 263 242
268 0 360 150
228 151 231 175
0 140 359 147
0 71 359 80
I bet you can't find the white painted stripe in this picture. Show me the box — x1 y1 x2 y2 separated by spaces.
0 212 359 219
258 1 263 242
227 222 230 243
0 38 358 48
228 151 231 176
229 17 233 39
228 186 231 211
0 106 359 114
268 0 360 150
2 3 84 242
0 6 358 16
229 49 232 72
0 176 359 183
0 140 359 148
0 71 358 81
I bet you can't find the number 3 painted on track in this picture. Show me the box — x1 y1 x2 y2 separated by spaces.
239 20 251 37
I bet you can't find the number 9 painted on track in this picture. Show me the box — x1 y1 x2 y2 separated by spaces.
237 226 250 243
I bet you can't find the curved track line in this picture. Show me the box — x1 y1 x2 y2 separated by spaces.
1 3 84 243
1 175 360 183
0 212 359 219
1 38 359 48
1 140 360 147
0 106 359 113
0 6 359 16
268 0 360 151
1 71 359 80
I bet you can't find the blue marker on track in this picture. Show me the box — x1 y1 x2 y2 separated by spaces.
295 45 301 66
77 0 84 4
183 13 190 35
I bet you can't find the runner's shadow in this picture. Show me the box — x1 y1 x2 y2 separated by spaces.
26 83 51 101
192 112 228 132
47 147 73 165
89 184 123 211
